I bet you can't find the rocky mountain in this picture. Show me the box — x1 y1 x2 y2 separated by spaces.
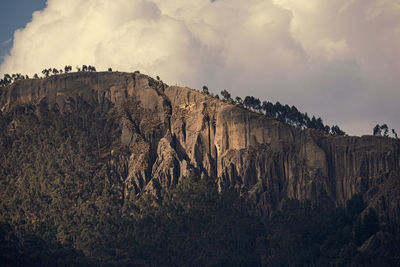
1 71 400 265
1 71 399 225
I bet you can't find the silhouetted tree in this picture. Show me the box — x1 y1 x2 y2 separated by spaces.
262 101 274 118
64 65 72 73
381 124 389 137
108 68 112 72
308 116 317 129
3 74 11 85
202 86 209 94
373 124 390 137
244 96 260 111
331 125 345 136
14 73 23 80
316 117 325 131
220 89 232 102
373 124 381 136
87 65 96 72
392 129 398 139
243 96 252 109
254 99 262 112
42 69 50 77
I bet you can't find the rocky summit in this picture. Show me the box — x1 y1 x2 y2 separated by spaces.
1 71 399 265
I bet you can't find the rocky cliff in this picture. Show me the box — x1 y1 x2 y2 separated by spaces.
1 72 399 228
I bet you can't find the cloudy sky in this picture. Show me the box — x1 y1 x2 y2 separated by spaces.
1 0 399 136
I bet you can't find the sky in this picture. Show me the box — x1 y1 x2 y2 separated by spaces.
0 0 46 63
1 0 399 136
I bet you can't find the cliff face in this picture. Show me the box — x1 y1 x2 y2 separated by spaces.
1 72 399 225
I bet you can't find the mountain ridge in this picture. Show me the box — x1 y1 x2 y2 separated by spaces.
1 71 399 225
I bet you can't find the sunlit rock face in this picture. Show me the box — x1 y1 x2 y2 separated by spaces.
1 72 399 224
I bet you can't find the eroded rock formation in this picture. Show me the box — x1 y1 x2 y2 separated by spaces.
1 72 399 227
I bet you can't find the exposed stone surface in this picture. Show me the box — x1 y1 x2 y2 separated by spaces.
1 72 399 226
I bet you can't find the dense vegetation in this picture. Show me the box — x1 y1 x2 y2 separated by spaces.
0 101 399 266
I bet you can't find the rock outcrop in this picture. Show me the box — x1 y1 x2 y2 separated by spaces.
1 72 399 227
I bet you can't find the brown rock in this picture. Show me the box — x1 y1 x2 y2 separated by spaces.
1 71 399 225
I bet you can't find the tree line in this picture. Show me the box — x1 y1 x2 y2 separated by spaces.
0 65 107 86
40 65 97 77
203 86 346 136
373 123 398 138
205 87 398 138
0 73 30 86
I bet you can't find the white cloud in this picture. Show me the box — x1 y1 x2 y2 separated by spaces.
1 0 400 136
